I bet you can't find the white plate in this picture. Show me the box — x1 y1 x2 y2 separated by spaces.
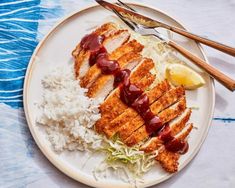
24 3 215 188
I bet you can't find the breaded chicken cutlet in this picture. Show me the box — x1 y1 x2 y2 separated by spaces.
72 22 194 173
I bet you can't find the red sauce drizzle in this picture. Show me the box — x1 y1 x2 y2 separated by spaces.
131 94 162 134
157 124 189 154
80 33 105 66
96 53 120 74
79 33 188 154
120 79 143 105
89 47 107 66
158 124 174 142
114 69 130 88
80 33 104 51
165 139 189 154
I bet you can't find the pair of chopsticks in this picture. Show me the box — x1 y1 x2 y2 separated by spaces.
96 0 235 91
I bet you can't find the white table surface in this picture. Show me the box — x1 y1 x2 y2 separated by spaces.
0 0 234 188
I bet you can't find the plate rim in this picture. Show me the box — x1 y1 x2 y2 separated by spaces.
23 2 215 188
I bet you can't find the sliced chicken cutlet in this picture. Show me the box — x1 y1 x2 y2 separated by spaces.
124 97 187 146
95 73 155 133
156 123 193 173
97 58 155 115
92 22 118 37
170 109 192 136
140 108 192 152
73 23 119 78
117 86 185 142
103 29 131 54
80 39 143 88
72 22 117 58
103 80 171 138
80 30 130 80
87 52 142 99
95 58 155 133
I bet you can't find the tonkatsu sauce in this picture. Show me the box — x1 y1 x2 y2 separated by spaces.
165 138 189 154
130 94 163 134
80 33 104 51
158 124 189 154
96 53 120 74
80 33 105 66
113 69 130 87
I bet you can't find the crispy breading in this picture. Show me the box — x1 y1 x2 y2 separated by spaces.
80 40 143 88
104 80 171 138
170 109 192 136
147 80 171 103
109 39 144 60
159 97 186 123
176 123 193 141
95 73 155 133
149 86 185 116
155 123 193 173
103 30 130 53
124 97 187 146
74 50 90 78
118 87 185 142
140 137 163 153
140 108 192 152
87 52 142 98
93 22 119 37
128 58 155 82
155 148 180 173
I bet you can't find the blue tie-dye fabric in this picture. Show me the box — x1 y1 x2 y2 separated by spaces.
0 0 63 108
0 0 40 108
0 1 70 187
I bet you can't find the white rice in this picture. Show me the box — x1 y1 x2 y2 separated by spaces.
36 65 103 152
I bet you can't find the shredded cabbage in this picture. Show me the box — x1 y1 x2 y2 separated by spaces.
93 136 157 186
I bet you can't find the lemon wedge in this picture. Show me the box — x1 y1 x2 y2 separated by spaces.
165 64 205 90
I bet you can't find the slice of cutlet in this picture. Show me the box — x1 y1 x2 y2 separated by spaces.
117 86 185 142
156 123 193 173
87 52 142 99
80 39 143 88
95 58 155 133
103 29 130 54
73 23 119 78
93 22 119 37
76 30 130 80
72 22 118 58
95 73 155 133
156 149 180 173
124 97 187 146
103 80 171 138
140 108 192 152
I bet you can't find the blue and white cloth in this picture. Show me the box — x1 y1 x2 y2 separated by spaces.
0 0 235 187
